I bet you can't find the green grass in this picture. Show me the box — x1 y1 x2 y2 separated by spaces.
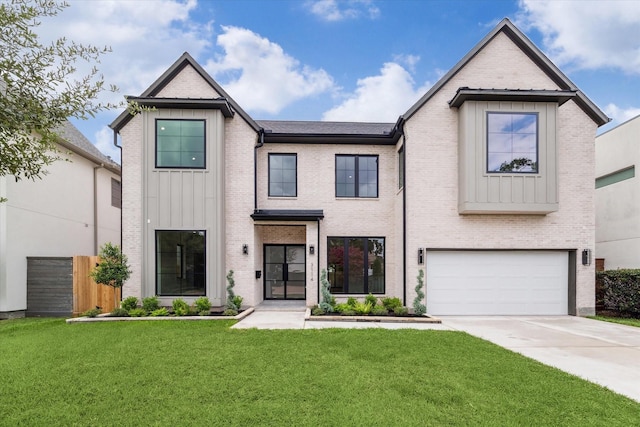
590 315 640 328
0 319 638 426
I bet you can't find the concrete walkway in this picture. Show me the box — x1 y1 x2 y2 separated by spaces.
233 307 640 403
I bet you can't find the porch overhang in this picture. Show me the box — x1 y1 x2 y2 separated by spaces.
251 209 324 221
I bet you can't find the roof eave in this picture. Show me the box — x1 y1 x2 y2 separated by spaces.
262 133 398 145
448 88 578 108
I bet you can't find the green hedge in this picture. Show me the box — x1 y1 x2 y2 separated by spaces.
596 270 640 315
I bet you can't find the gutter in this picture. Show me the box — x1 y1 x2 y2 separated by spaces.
113 130 123 250
399 119 407 306
254 129 265 212
93 163 104 254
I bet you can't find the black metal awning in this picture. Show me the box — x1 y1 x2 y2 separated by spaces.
250 209 324 221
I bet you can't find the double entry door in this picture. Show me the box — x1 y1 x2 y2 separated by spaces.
264 245 305 300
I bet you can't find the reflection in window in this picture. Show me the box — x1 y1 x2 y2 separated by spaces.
336 155 378 198
487 113 538 173
156 231 205 296
269 154 297 197
327 237 384 294
156 119 205 168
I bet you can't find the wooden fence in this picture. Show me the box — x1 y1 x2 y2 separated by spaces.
26 256 120 317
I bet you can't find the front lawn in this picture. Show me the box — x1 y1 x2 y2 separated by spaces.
590 315 640 328
0 319 638 426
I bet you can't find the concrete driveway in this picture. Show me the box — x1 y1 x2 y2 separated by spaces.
440 316 640 403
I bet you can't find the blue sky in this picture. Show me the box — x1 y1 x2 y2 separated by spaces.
36 0 640 163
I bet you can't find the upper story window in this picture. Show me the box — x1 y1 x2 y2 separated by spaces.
269 154 297 197
156 119 205 169
336 155 378 198
111 178 121 209
487 112 538 173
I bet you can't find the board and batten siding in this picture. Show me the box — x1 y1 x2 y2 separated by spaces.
458 101 558 214
142 109 226 305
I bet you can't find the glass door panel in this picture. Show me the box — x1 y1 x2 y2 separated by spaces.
264 244 305 300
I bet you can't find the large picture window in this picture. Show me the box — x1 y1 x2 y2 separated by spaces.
156 119 205 168
156 230 205 296
487 113 538 173
336 155 378 198
269 154 297 197
327 237 384 294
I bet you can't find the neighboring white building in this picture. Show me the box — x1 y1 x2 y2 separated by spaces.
0 121 121 318
595 114 640 270
111 19 608 316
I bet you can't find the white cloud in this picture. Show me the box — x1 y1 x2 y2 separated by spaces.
94 126 121 164
517 0 640 74
307 0 380 22
603 103 640 126
204 26 335 115
322 62 431 122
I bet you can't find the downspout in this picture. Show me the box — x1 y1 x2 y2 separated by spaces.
254 129 265 212
400 121 407 306
113 130 123 250
93 163 105 254
317 218 321 305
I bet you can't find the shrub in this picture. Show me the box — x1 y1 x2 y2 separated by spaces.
382 297 402 311
597 270 640 315
226 270 243 311
319 269 334 313
232 295 243 310
82 308 101 318
364 293 378 307
353 301 372 315
89 243 132 311
121 296 139 311
142 296 160 313
393 306 409 316
223 308 238 316
312 307 325 316
347 297 358 307
128 308 147 317
150 307 169 317
371 305 388 316
334 303 351 313
110 307 129 317
413 269 427 316
194 297 211 314
340 309 356 316
172 298 190 316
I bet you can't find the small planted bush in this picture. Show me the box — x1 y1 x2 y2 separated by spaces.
340 309 356 316
128 308 147 317
226 270 243 311
110 307 129 317
121 296 139 311
413 269 427 316
319 269 334 313
142 296 160 313
312 306 325 316
382 297 402 312
223 308 238 316
393 306 409 317
364 293 378 307
194 297 211 315
371 305 388 316
347 297 358 307
82 308 101 318
598 270 640 315
353 301 373 315
150 307 169 317
334 303 351 314
172 298 190 316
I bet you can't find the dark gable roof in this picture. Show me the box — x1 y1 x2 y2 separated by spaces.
56 121 120 174
403 18 609 127
257 120 400 144
110 52 260 133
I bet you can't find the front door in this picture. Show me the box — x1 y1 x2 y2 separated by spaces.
264 245 306 299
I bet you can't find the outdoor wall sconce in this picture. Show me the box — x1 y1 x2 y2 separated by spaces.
242 244 248 255
582 249 591 266
255 270 261 279
418 248 424 265
309 245 315 255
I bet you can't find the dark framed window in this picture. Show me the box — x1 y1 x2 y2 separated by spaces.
327 237 384 294
487 112 538 173
268 153 297 197
335 155 378 198
156 230 205 296
156 119 205 168
111 178 121 209
398 146 404 189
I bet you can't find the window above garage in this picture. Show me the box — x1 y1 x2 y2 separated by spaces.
451 89 575 215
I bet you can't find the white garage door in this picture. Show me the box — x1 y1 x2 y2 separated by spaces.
426 251 568 315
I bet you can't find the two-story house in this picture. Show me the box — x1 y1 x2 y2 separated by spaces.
110 19 608 316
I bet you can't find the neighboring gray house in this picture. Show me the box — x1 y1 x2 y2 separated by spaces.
0 121 121 319
596 114 640 269
111 18 608 316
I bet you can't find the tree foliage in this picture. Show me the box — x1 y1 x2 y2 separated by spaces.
0 0 117 181
413 269 426 316
90 243 131 290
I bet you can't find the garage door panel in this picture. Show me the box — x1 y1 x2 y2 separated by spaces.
426 251 568 315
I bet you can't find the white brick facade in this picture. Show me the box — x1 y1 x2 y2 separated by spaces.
113 20 605 315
